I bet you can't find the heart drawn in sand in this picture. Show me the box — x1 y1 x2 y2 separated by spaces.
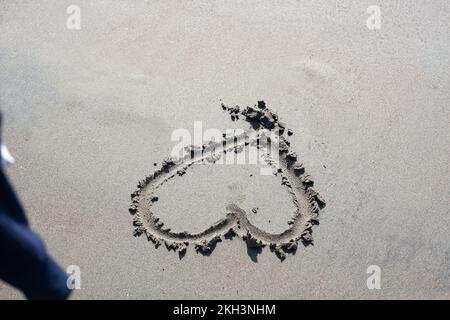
128 101 325 260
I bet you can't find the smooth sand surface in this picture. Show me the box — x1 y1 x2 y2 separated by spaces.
152 163 298 235
0 1 449 299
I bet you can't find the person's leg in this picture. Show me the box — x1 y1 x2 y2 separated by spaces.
0 211 71 299
0 168 71 299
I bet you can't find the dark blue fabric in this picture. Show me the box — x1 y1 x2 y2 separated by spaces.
0 169 71 300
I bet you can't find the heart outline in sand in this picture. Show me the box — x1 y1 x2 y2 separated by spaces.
129 101 325 261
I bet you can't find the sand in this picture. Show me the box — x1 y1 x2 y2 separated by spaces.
130 102 324 260
0 1 449 299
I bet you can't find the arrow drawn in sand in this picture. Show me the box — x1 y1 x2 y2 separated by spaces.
129 101 325 261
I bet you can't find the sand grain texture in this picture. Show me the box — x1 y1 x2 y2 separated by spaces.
130 102 325 260
0 0 449 299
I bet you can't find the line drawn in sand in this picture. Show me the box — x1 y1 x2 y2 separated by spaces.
129 101 326 261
